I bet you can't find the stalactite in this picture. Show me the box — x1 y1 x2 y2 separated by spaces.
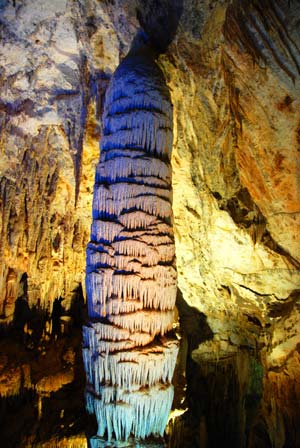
83 31 179 443
95 159 172 190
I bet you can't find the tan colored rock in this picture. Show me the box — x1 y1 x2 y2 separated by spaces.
0 0 299 445
34 435 88 448
35 369 74 396
0 366 22 397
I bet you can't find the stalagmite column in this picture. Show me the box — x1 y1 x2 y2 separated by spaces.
83 32 179 443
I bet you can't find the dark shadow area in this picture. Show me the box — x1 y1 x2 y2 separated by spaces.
136 0 183 52
0 328 89 447
193 361 244 448
51 296 64 340
169 289 214 447
33 333 89 445
0 279 90 446
12 294 31 342
70 283 87 329
28 301 49 350
9 273 50 350
176 288 214 351
0 390 37 448
170 289 267 448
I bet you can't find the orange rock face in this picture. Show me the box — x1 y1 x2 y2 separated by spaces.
0 0 299 446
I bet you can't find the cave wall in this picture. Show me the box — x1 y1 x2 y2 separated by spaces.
0 0 299 446
166 2 300 445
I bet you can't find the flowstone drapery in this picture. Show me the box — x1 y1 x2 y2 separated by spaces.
83 32 179 443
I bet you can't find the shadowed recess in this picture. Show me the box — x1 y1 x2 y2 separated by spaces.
136 0 183 52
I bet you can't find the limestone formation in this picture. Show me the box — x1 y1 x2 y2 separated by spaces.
0 0 300 446
83 32 179 442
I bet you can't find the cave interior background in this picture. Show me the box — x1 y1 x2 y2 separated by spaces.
0 0 300 447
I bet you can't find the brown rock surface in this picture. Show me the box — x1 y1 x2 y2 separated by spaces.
0 0 299 446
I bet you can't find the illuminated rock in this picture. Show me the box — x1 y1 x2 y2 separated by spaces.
83 32 179 443
0 0 299 445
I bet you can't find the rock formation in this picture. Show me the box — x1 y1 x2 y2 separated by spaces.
83 31 179 443
0 0 299 446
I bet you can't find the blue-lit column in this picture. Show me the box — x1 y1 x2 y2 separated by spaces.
83 32 179 444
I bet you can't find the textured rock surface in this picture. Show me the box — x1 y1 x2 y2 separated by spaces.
0 329 87 447
0 0 299 446
83 34 178 442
